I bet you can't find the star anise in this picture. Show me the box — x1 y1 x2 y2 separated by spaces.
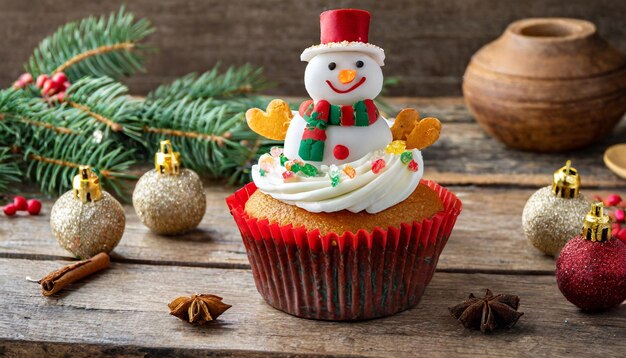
449 289 523 333
168 294 232 325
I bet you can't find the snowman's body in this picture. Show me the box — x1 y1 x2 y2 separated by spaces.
284 112 391 165
283 51 392 166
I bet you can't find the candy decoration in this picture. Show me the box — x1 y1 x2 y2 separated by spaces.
385 140 406 155
259 169 266 177
391 109 442 150
522 161 590 256
27 199 42 215
400 151 413 164
270 146 284 158
371 159 386 174
282 171 296 182
556 202 626 311
333 144 350 160
300 163 319 177
133 140 206 235
343 165 356 179
329 165 341 187
13 196 28 211
408 160 419 172
280 154 288 166
3 204 17 216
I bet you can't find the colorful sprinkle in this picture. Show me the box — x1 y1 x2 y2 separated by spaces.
408 160 419 172
329 165 341 187
259 154 275 173
385 140 406 155
400 151 413 164
280 154 288 166
282 170 296 182
259 169 266 176
343 165 356 179
301 163 319 177
270 146 284 157
371 159 386 174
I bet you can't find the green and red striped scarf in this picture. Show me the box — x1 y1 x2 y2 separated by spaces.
298 99 379 161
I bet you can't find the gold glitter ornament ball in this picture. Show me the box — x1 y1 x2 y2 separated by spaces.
50 168 125 259
522 186 589 256
133 168 206 235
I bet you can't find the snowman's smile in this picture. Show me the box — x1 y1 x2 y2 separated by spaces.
326 77 367 94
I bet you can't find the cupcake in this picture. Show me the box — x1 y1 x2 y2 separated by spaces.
227 8 462 320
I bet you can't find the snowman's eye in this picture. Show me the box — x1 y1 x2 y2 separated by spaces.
328 62 336 70
356 60 364 68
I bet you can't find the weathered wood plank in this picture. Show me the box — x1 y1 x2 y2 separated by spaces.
1 0 625 96
0 185 592 273
0 258 624 357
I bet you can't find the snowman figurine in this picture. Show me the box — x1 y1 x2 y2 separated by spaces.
246 9 440 168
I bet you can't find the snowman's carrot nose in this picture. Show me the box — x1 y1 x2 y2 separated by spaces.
338 69 357 84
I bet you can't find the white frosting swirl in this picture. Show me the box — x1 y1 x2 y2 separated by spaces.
251 147 424 214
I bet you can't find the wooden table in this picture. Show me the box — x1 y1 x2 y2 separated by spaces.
1 98 625 357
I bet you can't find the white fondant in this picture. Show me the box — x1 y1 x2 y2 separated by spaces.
304 52 383 105
252 149 424 214
284 111 392 166
301 41 385 66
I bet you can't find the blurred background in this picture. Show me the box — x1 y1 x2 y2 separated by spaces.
1 0 625 97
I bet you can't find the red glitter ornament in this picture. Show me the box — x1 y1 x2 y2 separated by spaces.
556 203 626 311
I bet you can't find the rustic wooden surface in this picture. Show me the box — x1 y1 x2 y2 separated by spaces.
1 98 625 356
1 1 625 97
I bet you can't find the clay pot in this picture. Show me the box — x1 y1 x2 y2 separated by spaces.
463 18 626 152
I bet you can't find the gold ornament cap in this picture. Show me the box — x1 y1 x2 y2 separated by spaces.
155 140 181 175
72 166 102 203
552 160 580 198
581 202 612 242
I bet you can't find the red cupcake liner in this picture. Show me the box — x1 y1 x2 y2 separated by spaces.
226 180 462 321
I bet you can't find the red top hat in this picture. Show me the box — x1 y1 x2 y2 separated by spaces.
301 9 385 66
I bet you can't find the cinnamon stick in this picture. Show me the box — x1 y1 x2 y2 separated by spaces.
37 252 110 296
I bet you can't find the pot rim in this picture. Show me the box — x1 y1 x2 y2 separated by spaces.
507 18 596 43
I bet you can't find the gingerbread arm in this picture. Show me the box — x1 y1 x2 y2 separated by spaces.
245 99 293 141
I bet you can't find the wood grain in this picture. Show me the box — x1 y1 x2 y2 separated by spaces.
0 258 624 357
0 185 585 274
0 1 625 96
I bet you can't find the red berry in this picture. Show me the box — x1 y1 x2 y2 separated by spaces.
54 92 66 103
615 209 625 222
51 72 68 84
36 74 49 88
27 199 42 215
42 79 59 96
371 159 386 174
62 81 72 90
606 194 622 207
13 196 27 211
18 73 33 84
3 204 17 216
12 80 24 89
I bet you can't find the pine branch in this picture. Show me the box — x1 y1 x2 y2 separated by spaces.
141 96 275 184
147 64 270 102
21 131 137 197
65 76 145 145
0 147 21 195
25 6 154 81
